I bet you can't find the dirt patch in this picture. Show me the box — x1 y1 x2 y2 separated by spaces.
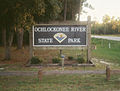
0 47 29 65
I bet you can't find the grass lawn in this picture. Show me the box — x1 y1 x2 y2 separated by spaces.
0 74 120 91
92 38 120 65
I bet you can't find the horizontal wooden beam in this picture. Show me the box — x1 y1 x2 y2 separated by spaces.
33 46 87 50
111 70 120 74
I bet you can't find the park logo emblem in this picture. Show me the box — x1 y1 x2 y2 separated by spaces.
54 33 67 43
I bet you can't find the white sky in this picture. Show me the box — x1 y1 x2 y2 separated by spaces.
80 0 120 22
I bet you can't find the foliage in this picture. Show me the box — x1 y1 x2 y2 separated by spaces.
68 56 74 60
102 15 111 24
92 15 120 34
76 55 85 63
33 0 62 23
30 56 43 64
52 57 61 64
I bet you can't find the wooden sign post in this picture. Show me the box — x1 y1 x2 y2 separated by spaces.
87 16 91 63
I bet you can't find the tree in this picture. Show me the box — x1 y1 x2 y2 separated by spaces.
103 15 111 24
0 0 17 60
14 0 45 49
34 0 62 23
0 0 45 59
102 15 111 34
58 0 93 21
0 0 63 60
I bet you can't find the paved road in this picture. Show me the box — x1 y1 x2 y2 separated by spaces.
92 35 120 41
0 70 105 76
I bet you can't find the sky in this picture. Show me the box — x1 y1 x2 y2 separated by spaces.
80 0 120 22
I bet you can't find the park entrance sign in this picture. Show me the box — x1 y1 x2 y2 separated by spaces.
33 25 87 46
29 16 92 62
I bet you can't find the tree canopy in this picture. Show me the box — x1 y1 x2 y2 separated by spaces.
0 0 92 28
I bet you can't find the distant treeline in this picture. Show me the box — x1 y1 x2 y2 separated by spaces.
92 15 120 34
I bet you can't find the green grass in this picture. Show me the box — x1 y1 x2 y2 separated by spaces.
0 74 120 91
0 63 106 72
92 38 120 65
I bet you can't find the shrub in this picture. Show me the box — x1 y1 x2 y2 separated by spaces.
52 57 61 64
68 56 74 60
31 57 43 64
76 56 85 64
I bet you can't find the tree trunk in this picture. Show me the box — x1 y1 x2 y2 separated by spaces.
9 31 14 47
72 9 75 21
64 0 67 21
17 28 24 49
29 30 33 61
3 28 8 60
78 0 82 21
5 45 11 60
4 29 14 60
3 28 6 47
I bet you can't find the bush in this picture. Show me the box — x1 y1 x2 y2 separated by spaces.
52 57 61 64
68 56 74 60
76 56 85 64
31 57 43 64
